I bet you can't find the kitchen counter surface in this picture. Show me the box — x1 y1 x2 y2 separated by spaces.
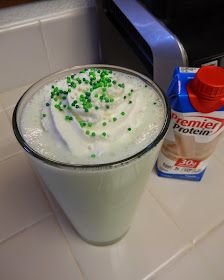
0 85 224 280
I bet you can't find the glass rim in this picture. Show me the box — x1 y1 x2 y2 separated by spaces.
12 64 171 170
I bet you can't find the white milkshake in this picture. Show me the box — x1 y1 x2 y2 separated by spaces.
13 65 170 245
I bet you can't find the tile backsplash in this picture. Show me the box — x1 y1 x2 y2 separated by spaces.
0 4 99 93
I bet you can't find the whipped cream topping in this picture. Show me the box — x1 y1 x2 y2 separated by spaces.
20 68 165 164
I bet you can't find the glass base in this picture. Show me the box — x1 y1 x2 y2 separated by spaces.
78 229 130 246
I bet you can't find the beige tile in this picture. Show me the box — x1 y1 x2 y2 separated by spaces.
149 154 224 242
5 106 15 123
197 222 224 280
0 110 12 136
0 110 20 161
0 153 51 242
0 84 30 109
153 248 216 280
41 8 99 73
214 136 224 164
0 216 83 280
0 136 21 162
55 191 190 280
0 22 50 93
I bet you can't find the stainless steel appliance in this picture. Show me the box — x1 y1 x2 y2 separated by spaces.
96 0 224 91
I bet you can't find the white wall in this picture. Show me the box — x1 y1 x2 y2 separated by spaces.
0 0 99 93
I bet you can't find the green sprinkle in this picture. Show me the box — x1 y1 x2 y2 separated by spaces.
51 85 55 89
87 122 92 127
84 108 89 112
128 127 132 131
106 105 110 109
109 98 114 102
128 101 132 104
76 77 82 84
86 130 90 135
102 122 107 126
46 102 50 107
72 100 77 106
145 85 148 88
54 98 58 102
89 71 95 76
128 93 132 97
109 70 112 74
75 105 80 109
102 132 106 137
113 117 117 122
68 88 72 93
71 74 75 78
131 89 134 92
91 153 96 158
123 96 127 99
118 83 125 88
95 106 99 110
91 132 96 137
67 77 71 83
71 82 76 88
121 111 125 116
65 115 73 121
94 93 99 98
79 121 86 128
54 104 62 111
153 102 157 105
42 113 46 118
62 96 66 100
67 105 72 110
63 104 66 108
105 97 110 103
112 80 117 85
80 69 87 73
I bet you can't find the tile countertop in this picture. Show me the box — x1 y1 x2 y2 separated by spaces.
0 86 224 280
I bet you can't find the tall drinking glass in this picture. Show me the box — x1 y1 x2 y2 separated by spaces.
13 65 170 245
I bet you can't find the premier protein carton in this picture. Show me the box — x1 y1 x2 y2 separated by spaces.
157 66 224 181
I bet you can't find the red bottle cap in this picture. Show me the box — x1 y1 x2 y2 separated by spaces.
187 66 224 113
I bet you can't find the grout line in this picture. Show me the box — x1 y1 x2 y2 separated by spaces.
193 218 224 246
38 20 52 74
0 150 23 165
0 212 53 245
148 187 224 250
0 6 95 31
53 212 86 280
28 162 86 279
141 243 193 280
147 189 193 244
148 177 224 267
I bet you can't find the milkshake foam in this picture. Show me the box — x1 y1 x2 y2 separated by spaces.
20 67 165 164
